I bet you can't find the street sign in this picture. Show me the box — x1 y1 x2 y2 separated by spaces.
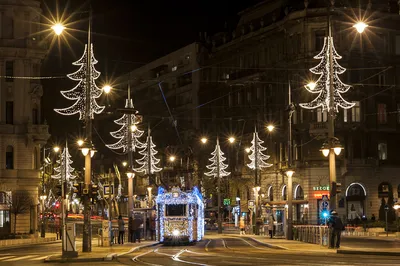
223 198 231 206
322 201 329 208
322 195 329 202
248 200 255 209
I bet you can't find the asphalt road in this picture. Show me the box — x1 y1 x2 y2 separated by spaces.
0 236 399 265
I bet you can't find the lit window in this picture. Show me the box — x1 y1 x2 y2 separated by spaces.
172 66 177 72
343 109 348 122
378 142 387 160
352 101 361 122
377 104 387 124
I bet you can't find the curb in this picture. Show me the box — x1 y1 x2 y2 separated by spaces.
337 249 400 256
244 237 288 250
45 242 160 263
0 240 61 251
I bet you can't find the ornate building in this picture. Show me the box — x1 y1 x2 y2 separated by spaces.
0 0 49 235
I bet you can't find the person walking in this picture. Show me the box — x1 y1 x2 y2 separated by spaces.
133 215 143 243
328 210 344 249
239 217 246 235
268 214 275 239
118 215 125 244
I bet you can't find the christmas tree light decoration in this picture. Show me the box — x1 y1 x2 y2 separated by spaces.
299 37 355 113
106 99 145 152
204 138 230 178
52 146 76 183
134 129 162 174
247 129 273 170
54 44 105 119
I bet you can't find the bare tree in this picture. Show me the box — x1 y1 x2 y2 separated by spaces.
10 190 33 234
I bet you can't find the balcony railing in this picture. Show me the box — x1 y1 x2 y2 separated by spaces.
309 122 328 135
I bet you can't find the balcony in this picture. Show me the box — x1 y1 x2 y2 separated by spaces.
309 122 328 135
26 124 50 145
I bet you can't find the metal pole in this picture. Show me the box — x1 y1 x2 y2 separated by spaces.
253 129 259 235
62 145 66 256
127 85 134 213
83 6 92 253
328 7 337 212
216 138 222 234
287 82 293 240
41 147 46 238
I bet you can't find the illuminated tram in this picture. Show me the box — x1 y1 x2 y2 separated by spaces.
156 186 204 244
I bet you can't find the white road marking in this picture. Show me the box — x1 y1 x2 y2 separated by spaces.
3 255 36 261
131 249 162 266
30 255 49 261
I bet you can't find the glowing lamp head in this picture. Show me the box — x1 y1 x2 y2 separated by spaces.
172 229 180 236
81 148 89 156
286 170 295 178
131 124 138 132
306 82 317 91
333 147 343 156
228 137 235 143
102 85 112 94
245 147 251 153
51 23 65 36
122 161 128 167
321 148 330 157
77 139 84 147
53 146 60 153
322 211 329 218
267 124 275 132
169 156 176 162
353 22 368 33
200 137 208 144
127 171 134 179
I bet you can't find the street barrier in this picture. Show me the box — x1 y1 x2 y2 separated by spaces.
293 225 329 246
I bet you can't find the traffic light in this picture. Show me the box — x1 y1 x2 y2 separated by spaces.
321 209 330 219
55 202 60 209
90 184 98 199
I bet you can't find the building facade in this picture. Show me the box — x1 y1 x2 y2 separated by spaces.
0 0 49 235
123 0 400 226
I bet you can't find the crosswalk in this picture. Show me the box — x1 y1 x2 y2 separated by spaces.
0 254 49 262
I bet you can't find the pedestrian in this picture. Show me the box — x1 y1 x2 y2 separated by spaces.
239 217 245 235
371 214 376 221
268 214 275 239
128 216 134 242
328 210 345 249
133 215 143 243
118 215 125 244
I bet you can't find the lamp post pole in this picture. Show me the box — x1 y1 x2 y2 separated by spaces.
82 7 93 253
327 7 337 212
127 85 134 215
287 83 294 240
216 138 222 234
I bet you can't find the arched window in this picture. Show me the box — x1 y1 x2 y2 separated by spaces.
378 182 391 198
0 192 6 204
398 184 400 198
6 146 14 169
32 104 38 124
33 147 38 169
267 186 273 201
282 185 287 201
294 185 304 200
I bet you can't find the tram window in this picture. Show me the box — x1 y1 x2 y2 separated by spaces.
166 204 186 216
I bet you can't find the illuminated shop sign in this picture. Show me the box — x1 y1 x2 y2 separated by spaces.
313 186 329 191
313 192 330 198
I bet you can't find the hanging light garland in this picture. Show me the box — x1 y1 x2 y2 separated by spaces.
247 129 273 170
52 146 76 183
204 140 230 178
134 131 162 174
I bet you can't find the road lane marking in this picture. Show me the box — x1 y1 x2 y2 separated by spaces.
4 255 36 261
172 249 214 266
131 249 162 266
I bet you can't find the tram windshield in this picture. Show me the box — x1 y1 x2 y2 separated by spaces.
166 204 186 216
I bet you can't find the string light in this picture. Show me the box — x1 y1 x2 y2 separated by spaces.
247 130 273 170
156 187 204 242
134 131 162 174
106 99 145 152
52 146 76 183
299 37 355 113
54 44 105 119
204 139 230 178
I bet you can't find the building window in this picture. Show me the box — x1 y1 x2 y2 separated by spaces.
378 74 385 87
352 101 361 122
317 108 327 122
247 90 251 103
292 110 297 124
282 185 287 201
6 101 13 124
315 30 325 51
396 35 400 55
2 15 13 39
5 61 13 82
6 146 14 169
343 109 348 122
256 87 261 100
397 103 400 124
378 142 387 160
268 186 273 201
237 91 242 105
32 105 38 124
228 93 232 107
377 104 387 124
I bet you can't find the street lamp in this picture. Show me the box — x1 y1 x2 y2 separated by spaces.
306 81 317 91
267 124 275 132
286 170 294 240
353 21 368 33
130 124 137 132
169 156 176 162
253 186 261 235
51 23 65 36
40 194 47 238
201 137 208 144
126 170 135 216
122 161 128 167
228 136 235 144
53 146 60 153
245 147 251 153
147 187 153 208
102 85 112 94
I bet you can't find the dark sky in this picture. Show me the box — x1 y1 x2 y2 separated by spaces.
40 0 259 162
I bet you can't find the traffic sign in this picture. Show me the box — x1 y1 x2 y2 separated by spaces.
322 201 329 208
322 195 329 201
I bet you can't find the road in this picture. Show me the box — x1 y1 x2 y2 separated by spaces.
0 236 399 265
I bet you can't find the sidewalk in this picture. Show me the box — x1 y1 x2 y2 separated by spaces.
45 240 159 263
0 233 59 251
228 234 400 256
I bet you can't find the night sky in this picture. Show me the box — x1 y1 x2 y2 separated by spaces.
41 0 259 161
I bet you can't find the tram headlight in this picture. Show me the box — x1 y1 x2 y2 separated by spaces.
172 229 180 236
